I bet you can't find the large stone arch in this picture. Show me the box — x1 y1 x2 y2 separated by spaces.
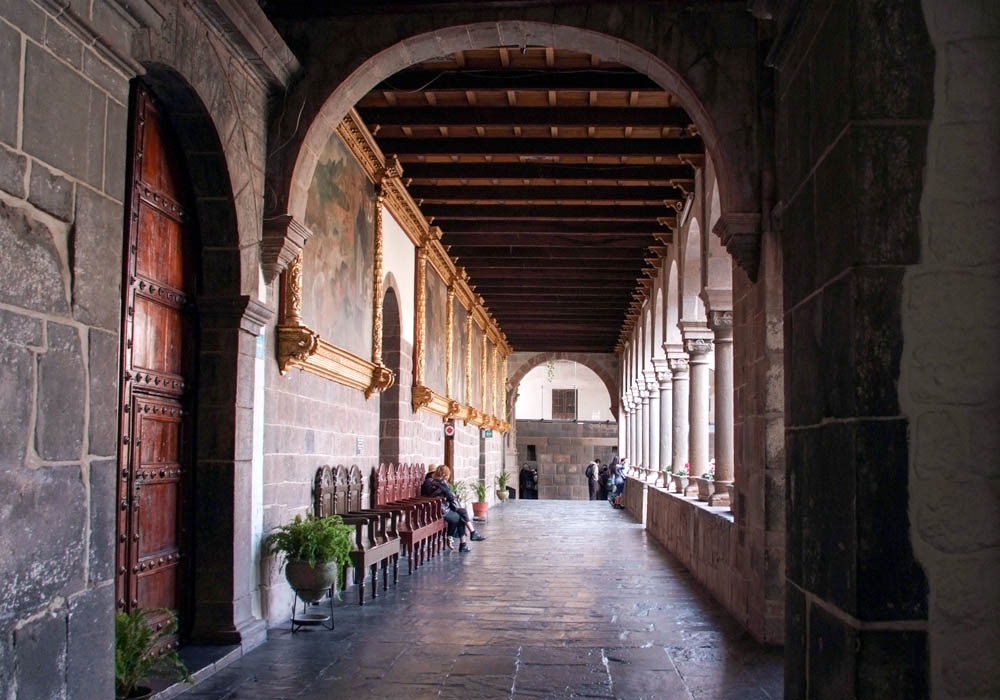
507 352 619 422
267 12 760 262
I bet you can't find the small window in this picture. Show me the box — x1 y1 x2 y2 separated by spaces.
527 445 537 461
552 389 577 421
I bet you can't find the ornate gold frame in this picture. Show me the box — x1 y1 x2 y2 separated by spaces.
277 108 512 429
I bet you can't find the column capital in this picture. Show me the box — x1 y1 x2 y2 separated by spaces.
709 309 734 338
667 356 689 375
642 368 659 392
652 357 672 385
685 337 714 358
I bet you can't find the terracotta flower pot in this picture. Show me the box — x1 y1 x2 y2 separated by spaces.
472 501 489 518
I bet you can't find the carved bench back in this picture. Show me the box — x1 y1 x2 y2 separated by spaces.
314 464 364 517
372 462 430 507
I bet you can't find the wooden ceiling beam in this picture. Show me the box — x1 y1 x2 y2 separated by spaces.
468 268 637 280
379 136 703 156
409 184 685 201
372 69 662 92
357 106 692 128
425 203 672 220
399 161 695 182
447 246 649 259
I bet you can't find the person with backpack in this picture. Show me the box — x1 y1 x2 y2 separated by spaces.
585 459 601 500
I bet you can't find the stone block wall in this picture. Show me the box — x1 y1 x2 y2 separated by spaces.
732 227 785 644
904 3 1000 698
773 2 933 696
645 487 742 627
516 420 618 499
0 2 145 695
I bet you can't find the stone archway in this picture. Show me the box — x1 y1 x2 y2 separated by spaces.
267 13 762 276
506 351 619 422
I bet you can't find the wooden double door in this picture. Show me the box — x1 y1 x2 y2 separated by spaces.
116 83 198 636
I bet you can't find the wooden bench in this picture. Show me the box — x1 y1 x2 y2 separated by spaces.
371 463 447 574
313 464 400 605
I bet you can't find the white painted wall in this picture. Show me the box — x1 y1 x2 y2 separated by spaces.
514 360 614 421
382 207 415 344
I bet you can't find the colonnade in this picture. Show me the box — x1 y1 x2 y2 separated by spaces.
619 313 734 507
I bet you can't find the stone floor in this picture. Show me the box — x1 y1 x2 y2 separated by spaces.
175 500 783 699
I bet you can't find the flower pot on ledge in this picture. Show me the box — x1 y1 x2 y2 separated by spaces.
694 477 715 502
670 473 689 494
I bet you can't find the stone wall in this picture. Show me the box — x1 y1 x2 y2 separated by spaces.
732 228 785 644
0 2 148 696
773 2 933 696
645 486 740 626
516 420 618 499
0 0 293 694
905 3 1000 698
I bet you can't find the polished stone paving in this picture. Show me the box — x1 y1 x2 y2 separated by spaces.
176 500 783 699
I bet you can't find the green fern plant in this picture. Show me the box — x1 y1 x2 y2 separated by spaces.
263 514 354 588
115 608 191 699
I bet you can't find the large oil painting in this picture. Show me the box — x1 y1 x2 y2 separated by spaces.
424 267 447 395
452 299 467 402
301 133 374 359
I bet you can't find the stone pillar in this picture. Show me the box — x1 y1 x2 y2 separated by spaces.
686 337 713 480
653 357 672 472
628 388 639 463
644 369 660 473
640 384 651 469
620 394 631 459
668 355 690 470
192 296 271 647
709 310 734 506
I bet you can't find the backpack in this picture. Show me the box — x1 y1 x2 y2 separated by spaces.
585 463 594 479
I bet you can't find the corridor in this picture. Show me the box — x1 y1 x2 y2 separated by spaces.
176 501 782 699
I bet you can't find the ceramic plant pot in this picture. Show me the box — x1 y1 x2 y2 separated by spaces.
285 559 338 603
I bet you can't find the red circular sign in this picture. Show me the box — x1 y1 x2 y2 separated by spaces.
444 423 455 437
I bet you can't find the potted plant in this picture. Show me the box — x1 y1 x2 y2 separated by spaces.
695 461 716 501
472 480 489 519
495 468 512 501
450 479 469 507
115 608 191 699
263 513 354 603
671 464 689 494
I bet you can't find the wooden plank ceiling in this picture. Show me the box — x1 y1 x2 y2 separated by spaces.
355 47 702 353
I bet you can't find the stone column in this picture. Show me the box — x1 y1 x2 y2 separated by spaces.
686 337 713 480
709 310 734 506
640 384 651 469
628 388 639 463
644 369 660 473
668 355 690 470
653 357 672 472
620 394 631 459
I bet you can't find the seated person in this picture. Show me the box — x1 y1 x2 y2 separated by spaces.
433 465 486 542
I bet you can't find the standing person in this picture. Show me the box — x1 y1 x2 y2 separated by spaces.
519 463 537 499
586 459 600 500
604 456 619 503
612 456 628 508
598 459 611 501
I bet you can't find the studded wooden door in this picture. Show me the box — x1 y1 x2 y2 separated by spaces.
116 83 197 635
